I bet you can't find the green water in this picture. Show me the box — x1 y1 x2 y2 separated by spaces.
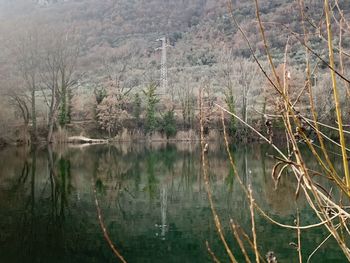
0 143 346 262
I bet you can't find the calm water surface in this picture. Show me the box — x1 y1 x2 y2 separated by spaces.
0 143 346 262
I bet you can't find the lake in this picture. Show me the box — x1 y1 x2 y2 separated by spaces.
0 142 346 262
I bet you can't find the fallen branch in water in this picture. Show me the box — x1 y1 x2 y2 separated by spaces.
93 181 127 263
67 136 107 144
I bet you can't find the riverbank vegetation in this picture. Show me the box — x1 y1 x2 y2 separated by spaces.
0 0 349 146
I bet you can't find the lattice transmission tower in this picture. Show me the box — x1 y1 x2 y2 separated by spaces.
155 37 170 92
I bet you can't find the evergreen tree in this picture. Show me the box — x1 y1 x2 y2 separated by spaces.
94 87 107 105
133 92 142 125
161 109 177 139
143 83 159 134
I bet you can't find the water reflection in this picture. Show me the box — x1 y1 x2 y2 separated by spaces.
0 143 345 262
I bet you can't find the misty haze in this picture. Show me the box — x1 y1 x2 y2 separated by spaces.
1 0 350 262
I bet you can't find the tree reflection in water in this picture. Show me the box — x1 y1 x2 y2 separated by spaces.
0 143 345 262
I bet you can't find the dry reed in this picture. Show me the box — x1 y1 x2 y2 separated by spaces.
202 0 350 262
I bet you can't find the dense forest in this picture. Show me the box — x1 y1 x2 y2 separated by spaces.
0 0 350 145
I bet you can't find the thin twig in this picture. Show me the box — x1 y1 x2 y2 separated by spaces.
307 224 341 263
324 0 350 190
206 241 221 263
200 89 238 263
230 220 252 263
296 209 302 263
248 185 260 263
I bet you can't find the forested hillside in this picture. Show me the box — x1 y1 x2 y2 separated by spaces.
0 0 350 143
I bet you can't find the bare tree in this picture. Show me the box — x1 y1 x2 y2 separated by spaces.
11 27 41 141
218 50 259 137
94 61 136 137
1 75 31 145
176 80 196 130
104 56 142 96
237 59 257 137
218 48 237 136
104 62 134 102
40 27 79 143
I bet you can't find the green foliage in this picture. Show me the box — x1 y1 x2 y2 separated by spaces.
67 89 72 124
161 109 177 139
143 83 159 134
144 152 159 200
58 157 72 197
95 178 106 195
170 32 183 43
94 87 107 105
225 167 235 191
59 103 67 127
59 88 70 127
133 92 142 123
94 87 108 122
186 50 216 66
160 144 177 170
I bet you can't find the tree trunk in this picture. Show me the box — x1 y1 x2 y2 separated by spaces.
31 88 37 142
23 122 31 146
47 86 58 144
59 83 67 127
47 119 54 144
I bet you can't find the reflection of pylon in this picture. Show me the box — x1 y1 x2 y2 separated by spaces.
156 37 169 91
160 187 167 239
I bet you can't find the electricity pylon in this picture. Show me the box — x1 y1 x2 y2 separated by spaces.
155 37 170 92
